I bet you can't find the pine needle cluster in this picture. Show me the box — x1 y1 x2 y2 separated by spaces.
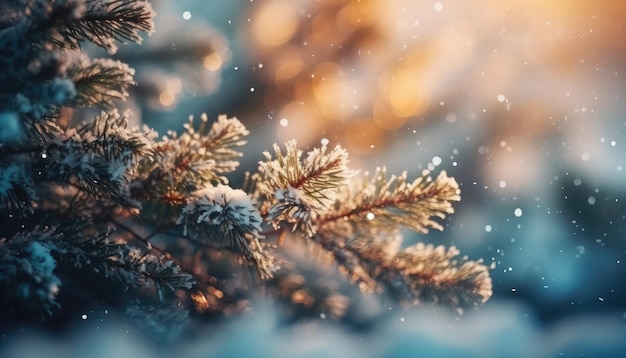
0 0 492 339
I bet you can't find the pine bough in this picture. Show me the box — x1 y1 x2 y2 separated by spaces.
0 0 492 339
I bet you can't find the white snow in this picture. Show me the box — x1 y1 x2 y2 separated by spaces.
0 112 23 143
25 242 61 299
178 184 262 235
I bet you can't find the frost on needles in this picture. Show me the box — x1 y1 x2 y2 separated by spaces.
0 0 492 340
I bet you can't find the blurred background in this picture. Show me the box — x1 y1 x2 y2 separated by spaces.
4 0 626 356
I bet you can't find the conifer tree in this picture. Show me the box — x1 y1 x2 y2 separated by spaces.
0 0 492 339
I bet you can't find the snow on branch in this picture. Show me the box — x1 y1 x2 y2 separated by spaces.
0 4 75 120
0 162 37 213
37 110 154 204
177 184 276 279
0 0 150 121
257 140 354 236
0 34 75 119
0 236 61 318
13 78 76 120
1 223 193 321
58 231 193 299
115 246 195 301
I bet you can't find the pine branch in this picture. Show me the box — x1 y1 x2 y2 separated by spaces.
127 250 195 301
380 243 493 309
1 222 194 321
0 0 152 121
176 184 276 279
0 44 75 119
310 225 382 294
300 167 490 311
0 2 79 120
257 140 354 236
14 78 76 119
68 56 135 108
57 224 194 297
46 0 155 54
0 235 61 318
24 0 87 43
35 111 154 205
187 258 255 318
312 227 493 310
0 161 37 214
185 114 249 177
320 167 461 234
134 114 249 202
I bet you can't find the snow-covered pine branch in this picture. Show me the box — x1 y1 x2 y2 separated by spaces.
319 167 460 233
45 0 155 54
0 23 75 119
312 225 493 311
0 161 37 213
35 111 154 205
0 0 152 133
0 111 153 212
176 184 276 279
257 140 354 236
134 114 250 205
0 236 61 318
0 223 193 322
68 56 136 109
301 167 491 311
381 243 493 309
